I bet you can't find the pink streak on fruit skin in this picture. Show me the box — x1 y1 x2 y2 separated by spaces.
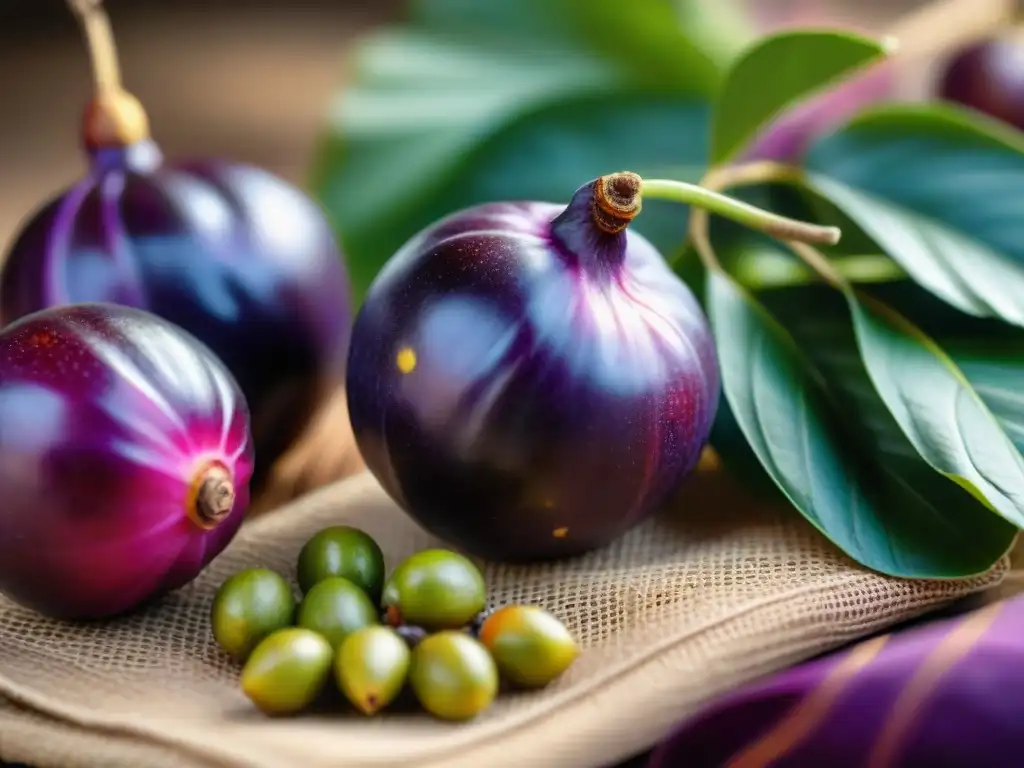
0 303 254 620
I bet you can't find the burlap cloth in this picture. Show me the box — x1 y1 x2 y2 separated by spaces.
0 388 1010 768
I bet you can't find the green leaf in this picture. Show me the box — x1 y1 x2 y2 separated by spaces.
805 103 1024 327
718 235 905 291
708 391 782 501
671 0 759 69
708 267 1015 578
673 252 779 499
412 0 724 84
310 0 721 302
867 281 1024 459
710 30 888 165
737 229 1024 527
948 342 1024 457
844 290 1024 526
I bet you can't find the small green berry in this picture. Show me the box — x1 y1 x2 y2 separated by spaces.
382 549 486 630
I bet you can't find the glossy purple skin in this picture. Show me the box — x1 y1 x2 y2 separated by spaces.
346 179 720 562
649 594 1024 768
0 140 351 487
0 302 254 620
938 31 1024 131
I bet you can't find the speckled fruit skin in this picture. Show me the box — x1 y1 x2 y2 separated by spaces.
938 31 1024 130
0 140 352 488
0 302 254 620
346 176 720 562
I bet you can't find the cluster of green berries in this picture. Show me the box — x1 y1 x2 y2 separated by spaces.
210 525 579 721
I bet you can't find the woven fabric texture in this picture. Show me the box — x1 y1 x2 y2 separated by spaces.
0 455 1008 768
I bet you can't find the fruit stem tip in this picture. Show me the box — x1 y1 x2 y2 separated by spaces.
65 0 151 149
83 91 151 150
880 35 901 54
193 465 236 529
592 172 643 233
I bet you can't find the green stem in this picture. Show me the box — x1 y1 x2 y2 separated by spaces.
641 177 841 247
733 251 907 291
785 240 846 288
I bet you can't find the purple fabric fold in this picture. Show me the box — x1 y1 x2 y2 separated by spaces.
650 594 1024 768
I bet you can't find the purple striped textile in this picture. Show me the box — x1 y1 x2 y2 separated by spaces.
649 595 1024 767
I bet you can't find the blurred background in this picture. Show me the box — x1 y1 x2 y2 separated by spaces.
0 3 1018 767
0 0 926 246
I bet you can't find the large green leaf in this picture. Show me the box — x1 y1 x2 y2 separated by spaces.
410 0 724 82
710 29 887 165
310 0 722 302
707 268 1015 578
725 230 1024 525
805 103 1024 327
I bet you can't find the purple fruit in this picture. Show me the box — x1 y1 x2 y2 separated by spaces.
0 302 254 620
345 172 721 561
938 28 1024 130
0 1 352 488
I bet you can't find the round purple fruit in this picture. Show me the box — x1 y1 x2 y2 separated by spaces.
937 28 1024 130
346 172 721 562
0 302 254 620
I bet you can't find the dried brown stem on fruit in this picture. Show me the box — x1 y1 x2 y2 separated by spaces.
191 465 236 529
592 172 643 234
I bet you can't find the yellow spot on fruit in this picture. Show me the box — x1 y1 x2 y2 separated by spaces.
552 527 569 539
396 347 417 374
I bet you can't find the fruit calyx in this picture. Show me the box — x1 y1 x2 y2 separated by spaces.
83 91 150 151
548 171 644 276
592 172 643 234
67 0 151 150
189 462 237 530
